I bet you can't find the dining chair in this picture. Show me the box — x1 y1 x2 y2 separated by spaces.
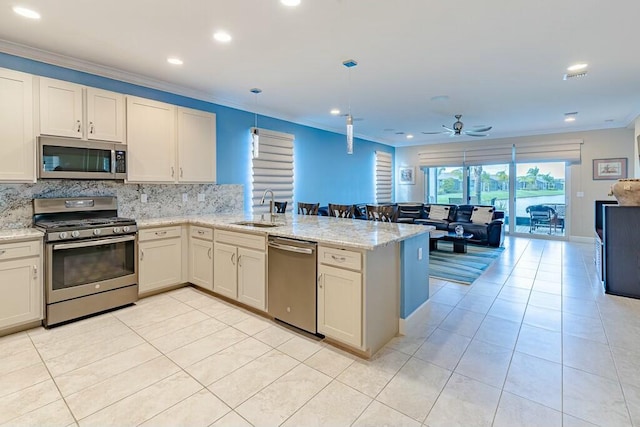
273 201 287 213
366 204 398 222
328 203 354 218
297 202 320 215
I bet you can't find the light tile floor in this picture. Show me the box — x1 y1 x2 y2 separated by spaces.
2 236 640 426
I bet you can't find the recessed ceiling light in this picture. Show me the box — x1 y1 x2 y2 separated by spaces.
213 31 232 43
13 6 40 19
564 112 578 122
406 134 414 139
281 0 301 6
167 57 183 65
567 63 588 72
330 109 340 115
564 117 576 122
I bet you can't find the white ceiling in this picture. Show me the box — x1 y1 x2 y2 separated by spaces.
1 0 639 147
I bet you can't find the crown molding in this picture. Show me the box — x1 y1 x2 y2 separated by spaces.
0 39 391 147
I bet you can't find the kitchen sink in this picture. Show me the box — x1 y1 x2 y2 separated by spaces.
233 221 283 228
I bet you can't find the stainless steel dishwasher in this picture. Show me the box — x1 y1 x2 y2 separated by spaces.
268 236 318 334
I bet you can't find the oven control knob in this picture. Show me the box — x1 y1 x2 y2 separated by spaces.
71 230 80 238
93 229 101 236
113 227 121 234
59 232 68 239
123 226 130 233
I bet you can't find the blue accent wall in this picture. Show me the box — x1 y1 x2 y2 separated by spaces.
0 52 394 211
400 234 430 318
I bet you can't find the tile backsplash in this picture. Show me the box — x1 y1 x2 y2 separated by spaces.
0 180 244 228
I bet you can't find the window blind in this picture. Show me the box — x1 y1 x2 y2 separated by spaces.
251 128 294 214
515 139 583 163
418 148 465 167
375 151 392 203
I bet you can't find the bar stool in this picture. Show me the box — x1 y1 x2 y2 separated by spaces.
327 203 354 218
297 202 319 215
273 201 287 213
366 204 398 222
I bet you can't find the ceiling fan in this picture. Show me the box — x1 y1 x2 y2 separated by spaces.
422 114 492 137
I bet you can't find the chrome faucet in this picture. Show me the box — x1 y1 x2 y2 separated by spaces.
260 189 275 215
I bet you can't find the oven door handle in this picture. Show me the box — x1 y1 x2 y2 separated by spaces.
52 235 136 250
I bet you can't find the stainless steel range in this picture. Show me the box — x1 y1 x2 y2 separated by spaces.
33 197 138 327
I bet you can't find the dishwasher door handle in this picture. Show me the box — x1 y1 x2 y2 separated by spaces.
268 241 315 255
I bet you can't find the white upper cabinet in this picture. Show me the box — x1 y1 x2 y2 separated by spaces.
177 107 216 183
86 87 125 142
126 96 177 183
0 68 35 182
39 77 124 142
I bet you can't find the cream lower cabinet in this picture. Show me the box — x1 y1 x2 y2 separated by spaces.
189 226 214 291
317 251 363 348
0 239 42 331
138 226 184 294
213 230 266 311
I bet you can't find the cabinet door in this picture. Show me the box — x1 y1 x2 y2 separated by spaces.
86 87 125 142
39 77 83 138
0 68 34 182
317 264 362 347
177 107 216 183
126 96 176 182
214 242 237 299
0 257 41 329
237 247 266 311
189 238 213 291
139 238 182 294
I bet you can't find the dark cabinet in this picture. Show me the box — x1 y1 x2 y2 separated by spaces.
603 205 640 298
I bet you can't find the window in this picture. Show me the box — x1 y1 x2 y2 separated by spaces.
250 128 294 214
375 151 392 203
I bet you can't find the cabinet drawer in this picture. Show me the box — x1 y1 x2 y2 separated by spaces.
138 226 182 242
0 240 40 261
318 246 362 271
190 225 213 241
214 229 265 251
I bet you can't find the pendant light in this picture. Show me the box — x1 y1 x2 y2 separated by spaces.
343 59 357 154
250 88 262 159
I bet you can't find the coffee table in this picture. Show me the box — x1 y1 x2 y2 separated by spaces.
429 231 474 254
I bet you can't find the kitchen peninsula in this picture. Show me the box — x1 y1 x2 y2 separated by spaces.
137 214 432 357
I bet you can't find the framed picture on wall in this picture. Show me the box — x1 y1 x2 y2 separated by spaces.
593 158 627 180
399 166 416 185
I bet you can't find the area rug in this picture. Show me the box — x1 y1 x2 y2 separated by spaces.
429 241 504 285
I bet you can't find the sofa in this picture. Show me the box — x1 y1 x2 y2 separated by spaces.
413 204 504 247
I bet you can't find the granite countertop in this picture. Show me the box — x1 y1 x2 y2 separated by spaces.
138 214 433 250
0 228 44 242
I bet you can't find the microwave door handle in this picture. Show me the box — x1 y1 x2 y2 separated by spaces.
111 149 116 176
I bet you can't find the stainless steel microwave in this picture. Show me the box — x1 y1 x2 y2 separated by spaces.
38 136 127 180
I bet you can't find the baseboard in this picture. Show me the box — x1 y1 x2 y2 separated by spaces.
398 297 431 335
570 235 594 244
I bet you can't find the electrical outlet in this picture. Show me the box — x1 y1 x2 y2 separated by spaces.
182 193 188 203
418 247 423 260
197 193 205 202
140 194 148 203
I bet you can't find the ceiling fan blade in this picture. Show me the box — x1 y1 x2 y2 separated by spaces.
465 132 488 137
421 131 445 135
442 125 455 132
471 126 492 133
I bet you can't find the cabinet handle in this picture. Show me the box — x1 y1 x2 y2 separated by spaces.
140 249 144 261
208 248 212 259
231 252 236 265
76 120 82 133
318 273 323 289
197 230 205 235
89 121 95 134
155 231 167 236
171 167 175 177
33 265 38 279
180 167 183 178
331 255 347 262
0 250 5 256
238 255 242 267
